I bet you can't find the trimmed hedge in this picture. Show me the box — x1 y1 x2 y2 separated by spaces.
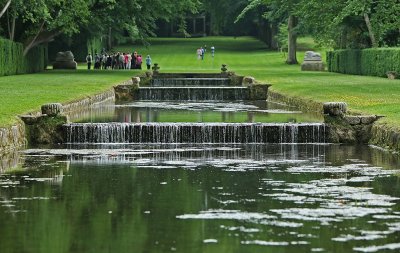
327 48 400 78
0 38 47 77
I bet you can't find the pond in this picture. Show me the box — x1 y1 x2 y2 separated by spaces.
0 144 399 253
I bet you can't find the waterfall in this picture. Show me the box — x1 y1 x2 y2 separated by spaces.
64 123 327 144
151 78 232 87
135 87 250 101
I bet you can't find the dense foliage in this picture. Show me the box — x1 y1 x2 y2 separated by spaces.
327 48 400 77
0 38 47 76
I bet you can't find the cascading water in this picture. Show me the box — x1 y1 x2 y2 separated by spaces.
135 87 251 101
63 123 327 144
151 78 232 87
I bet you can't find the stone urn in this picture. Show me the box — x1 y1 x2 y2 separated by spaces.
152 63 160 75
323 102 347 117
221 64 228 73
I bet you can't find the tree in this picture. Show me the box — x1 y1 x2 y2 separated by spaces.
236 0 300 64
299 0 400 48
0 0 11 19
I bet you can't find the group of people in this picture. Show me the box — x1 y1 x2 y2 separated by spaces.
86 51 152 70
197 45 215 60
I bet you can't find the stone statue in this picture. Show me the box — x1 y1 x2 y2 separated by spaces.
53 51 78 70
301 51 324 71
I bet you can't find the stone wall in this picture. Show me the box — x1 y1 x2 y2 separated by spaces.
0 121 26 157
370 124 400 153
268 90 400 152
268 90 324 113
62 88 116 117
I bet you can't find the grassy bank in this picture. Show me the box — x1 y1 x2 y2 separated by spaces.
0 70 136 126
1 36 400 128
116 37 400 125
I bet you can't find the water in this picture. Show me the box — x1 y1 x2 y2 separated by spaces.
1 144 400 253
151 78 232 87
135 87 251 101
76 101 322 123
64 123 327 144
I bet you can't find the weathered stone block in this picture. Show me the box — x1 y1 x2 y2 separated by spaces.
132 77 141 85
360 116 378 125
243 76 255 86
53 51 78 70
345 116 361 125
249 85 270 100
301 61 325 71
323 102 347 116
25 115 68 145
41 103 63 116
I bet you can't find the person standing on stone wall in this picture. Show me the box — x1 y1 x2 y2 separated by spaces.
86 53 92 70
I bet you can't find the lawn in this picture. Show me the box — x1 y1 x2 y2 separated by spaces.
1 36 400 128
0 70 137 126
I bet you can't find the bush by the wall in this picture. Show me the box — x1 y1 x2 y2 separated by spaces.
0 38 47 77
327 48 400 78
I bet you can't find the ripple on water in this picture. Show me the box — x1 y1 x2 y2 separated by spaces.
176 209 276 221
353 243 400 252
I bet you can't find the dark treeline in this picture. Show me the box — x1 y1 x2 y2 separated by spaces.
0 0 399 63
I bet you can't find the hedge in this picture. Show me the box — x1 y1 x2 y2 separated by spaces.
327 48 400 78
0 38 47 77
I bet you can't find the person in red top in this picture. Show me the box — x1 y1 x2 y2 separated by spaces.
137 55 142 69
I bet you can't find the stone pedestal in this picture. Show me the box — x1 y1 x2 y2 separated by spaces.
301 61 325 71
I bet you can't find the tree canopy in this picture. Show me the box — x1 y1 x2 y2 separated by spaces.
0 0 399 56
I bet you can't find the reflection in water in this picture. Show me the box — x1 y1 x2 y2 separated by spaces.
76 101 323 123
0 144 400 253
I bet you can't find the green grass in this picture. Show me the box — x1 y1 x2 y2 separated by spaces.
1 36 400 128
116 36 400 126
0 70 137 126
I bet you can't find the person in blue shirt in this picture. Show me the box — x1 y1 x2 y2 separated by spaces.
146 55 152 70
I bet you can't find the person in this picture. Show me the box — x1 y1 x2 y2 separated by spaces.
197 48 202 60
201 47 205 60
119 53 124 69
146 55 152 70
131 52 137 69
86 53 92 70
211 46 215 57
106 54 112 69
137 55 143 69
126 53 132 69
132 51 138 69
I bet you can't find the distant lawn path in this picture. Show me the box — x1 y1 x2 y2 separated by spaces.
1 36 399 128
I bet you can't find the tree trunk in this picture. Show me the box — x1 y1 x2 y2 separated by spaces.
108 27 112 50
286 15 298 65
0 0 11 19
364 13 377 47
24 21 45 56
9 15 15 41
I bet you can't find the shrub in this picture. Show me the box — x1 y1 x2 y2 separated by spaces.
327 48 400 78
0 38 47 77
